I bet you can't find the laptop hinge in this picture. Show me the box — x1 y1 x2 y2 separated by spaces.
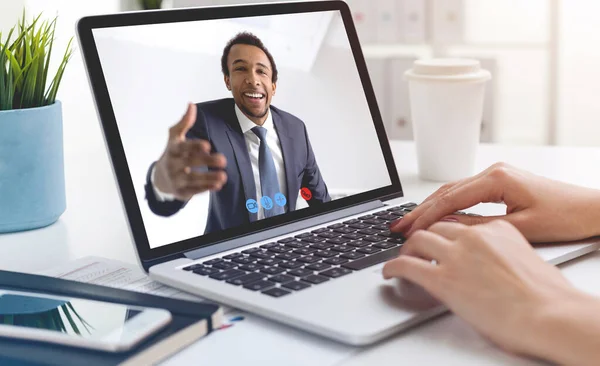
183 200 385 261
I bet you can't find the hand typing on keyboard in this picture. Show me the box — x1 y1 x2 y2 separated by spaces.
390 162 600 243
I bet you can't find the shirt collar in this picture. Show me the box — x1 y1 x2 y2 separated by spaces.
234 103 274 134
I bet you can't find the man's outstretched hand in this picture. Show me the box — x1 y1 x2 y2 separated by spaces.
153 103 227 201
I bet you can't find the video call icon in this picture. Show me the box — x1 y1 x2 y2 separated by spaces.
245 199 259 214
261 196 274 210
274 193 287 207
300 187 312 201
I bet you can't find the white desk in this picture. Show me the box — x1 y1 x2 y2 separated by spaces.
2 141 600 365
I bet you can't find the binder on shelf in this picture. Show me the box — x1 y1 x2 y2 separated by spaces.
431 0 464 44
0 270 222 366
375 0 401 44
365 58 390 131
400 0 426 43
345 0 377 44
389 56 418 141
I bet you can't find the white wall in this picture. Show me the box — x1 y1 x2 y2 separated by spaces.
94 12 391 248
557 1 600 146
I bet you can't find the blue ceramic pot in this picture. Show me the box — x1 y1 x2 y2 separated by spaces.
0 101 66 233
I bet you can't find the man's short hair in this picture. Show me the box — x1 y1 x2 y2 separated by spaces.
221 32 278 83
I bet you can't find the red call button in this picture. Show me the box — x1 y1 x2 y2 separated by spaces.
300 187 312 201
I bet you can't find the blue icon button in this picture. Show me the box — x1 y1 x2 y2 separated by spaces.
274 193 287 207
245 199 259 213
261 196 274 210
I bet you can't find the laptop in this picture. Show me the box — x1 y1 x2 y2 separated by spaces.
76 0 600 345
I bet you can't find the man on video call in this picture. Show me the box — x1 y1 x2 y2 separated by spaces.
145 32 331 234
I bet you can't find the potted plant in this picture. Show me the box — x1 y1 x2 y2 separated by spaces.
0 12 73 233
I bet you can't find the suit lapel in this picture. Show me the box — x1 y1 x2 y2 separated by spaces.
223 104 258 222
272 112 298 211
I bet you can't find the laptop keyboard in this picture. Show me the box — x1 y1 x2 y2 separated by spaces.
182 202 418 298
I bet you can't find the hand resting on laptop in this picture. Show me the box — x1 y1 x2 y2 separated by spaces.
391 162 600 243
384 163 600 365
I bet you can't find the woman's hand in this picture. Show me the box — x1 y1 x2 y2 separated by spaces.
383 220 600 364
391 162 600 243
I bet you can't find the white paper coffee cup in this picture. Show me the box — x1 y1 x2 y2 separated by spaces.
404 58 491 181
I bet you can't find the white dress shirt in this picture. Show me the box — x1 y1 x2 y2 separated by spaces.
152 104 287 220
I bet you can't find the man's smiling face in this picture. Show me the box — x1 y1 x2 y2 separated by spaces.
225 44 276 125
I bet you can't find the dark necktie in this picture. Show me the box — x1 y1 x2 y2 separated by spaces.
251 126 285 218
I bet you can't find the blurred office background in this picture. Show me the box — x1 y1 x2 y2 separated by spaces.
1 0 599 147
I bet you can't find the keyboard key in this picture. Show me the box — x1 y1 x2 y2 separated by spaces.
372 225 391 231
357 229 380 236
348 223 370 230
262 287 292 298
332 227 355 234
226 272 265 286
282 281 311 291
340 252 365 260
331 245 353 253
232 257 254 265
301 236 324 243
183 264 203 271
312 228 330 234
373 241 398 249
295 233 312 239
342 233 365 240
317 232 338 239
223 253 243 260
342 219 360 225
357 247 382 254
362 236 385 243
314 250 337 258
257 258 283 266
268 274 295 283
376 231 394 238
193 267 220 276
250 251 272 260
388 238 406 244
209 269 246 281
387 206 404 212
261 266 286 275
320 267 352 278
323 257 349 265
400 202 417 208
305 262 331 271
310 242 334 250
347 240 370 248
378 215 399 221
293 247 317 255
288 268 314 277
326 237 351 245
279 261 304 269
242 247 261 254
342 248 401 270
327 223 345 229
213 262 237 270
297 255 321 264
402 206 417 212
302 275 329 285
260 242 279 249
374 210 392 216
239 263 264 272
363 219 386 226
276 252 301 261
285 241 307 248
389 211 406 217
268 246 292 254
358 215 376 220
243 280 275 291
203 258 223 265
278 237 296 244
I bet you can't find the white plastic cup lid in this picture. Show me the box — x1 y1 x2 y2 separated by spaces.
404 58 491 83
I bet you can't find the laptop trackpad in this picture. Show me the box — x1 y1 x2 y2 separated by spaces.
378 278 442 311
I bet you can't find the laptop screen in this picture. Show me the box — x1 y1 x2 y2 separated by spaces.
86 4 400 254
